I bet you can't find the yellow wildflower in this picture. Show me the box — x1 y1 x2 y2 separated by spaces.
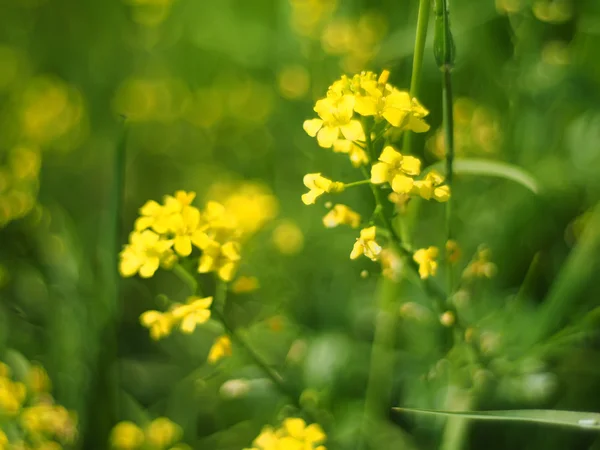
301 173 345 205
350 226 382 261
110 421 145 449
199 201 239 243
140 310 176 340
119 230 174 278
217 183 278 237
145 417 181 449
0 430 6 448
20 404 75 441
0 377 26 415
303 94 365 148
413 247 439 279
197 240 241 282
28 363 51 394
462 246 497 279
135 191 196 234
445 240 461 264
171 296 213 334
371 146 421 194
411 171 450 202
231 276 260 294
208 335 232 364
283 418 326 446
170 206 204 256
249 418 326 450
322 204 361 228
332 139 369 167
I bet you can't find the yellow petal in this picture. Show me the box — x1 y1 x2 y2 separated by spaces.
434 185 451 202
400 156 421 175
139 257 160 278
382 109 408 127
340 120 365 141
354 95 378 116
350 241 363 260
379 146 401 165
371 162 390 184
316 126 339 148
392 175 414 194
302 189 321 205
180 315 197 334
174 236 192 257
407 116 430 133
303 118 323 137
361 226 377 240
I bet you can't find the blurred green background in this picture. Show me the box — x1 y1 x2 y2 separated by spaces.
1 0 600 448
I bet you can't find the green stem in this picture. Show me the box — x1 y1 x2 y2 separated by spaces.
403 0 432 154
443 67 455 298
344 179 372 189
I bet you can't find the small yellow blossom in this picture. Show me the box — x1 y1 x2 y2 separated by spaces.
462 246 497 279
322 204 361 228
248 418 326 450
445 240 461 264
272 220 304 255
350 226 382 261
371 146 421 194
411 171 450 202
0 376 26 415
170 206 204 257
135 191 196 234
231 276 260 294
145 417 181 449
28 364 51 394
0 429 6 448
208 335 232 364
303 94 365 148
197 240 241 282
140 310 176 340
413 247 439 279
301 173 345 205
119 230 174 278
171 296 213 334
110 421 145 449
332 139 369 167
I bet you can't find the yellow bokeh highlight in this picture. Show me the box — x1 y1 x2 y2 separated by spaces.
277 65 310 100
272 220 304 255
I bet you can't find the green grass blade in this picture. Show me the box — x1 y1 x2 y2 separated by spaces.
393 407 600 431
426 158 540 194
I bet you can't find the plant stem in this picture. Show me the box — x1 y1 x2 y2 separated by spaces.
344 179 372 189
403 0 432 154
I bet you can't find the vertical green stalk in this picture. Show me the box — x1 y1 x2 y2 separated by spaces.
402 0 432 155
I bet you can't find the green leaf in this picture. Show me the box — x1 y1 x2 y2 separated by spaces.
426 159 541 194
393 407 600 431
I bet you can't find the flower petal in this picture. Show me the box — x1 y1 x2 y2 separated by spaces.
303 119 323 137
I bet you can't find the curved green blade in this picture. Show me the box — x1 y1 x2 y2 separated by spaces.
393 407 600 430
427 158 541 194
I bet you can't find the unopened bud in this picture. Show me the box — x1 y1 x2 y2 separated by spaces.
440 311 455 327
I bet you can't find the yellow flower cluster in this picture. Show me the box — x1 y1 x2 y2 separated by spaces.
140 296 213 340
119 190 244 282
0 360 77 449
110 417 189 450
413 247 439 279
246 418 326 450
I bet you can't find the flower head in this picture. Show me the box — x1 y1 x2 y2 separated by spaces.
302 173 345 205
350 226 382 261
139 310 176 340
119 230 174 278
413 246 439 279
303 95 365 148
322 204 361 228
248 418 326 450
197 240 241 282
208 335 232 364
371 146 421 194
171 296 213 334
412 170 450 202
170 206 204 257
145 417 181 449
110 421 145 449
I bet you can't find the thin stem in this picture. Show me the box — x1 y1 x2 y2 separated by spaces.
443 67 455 298
344 179 372 189
403 0 432 154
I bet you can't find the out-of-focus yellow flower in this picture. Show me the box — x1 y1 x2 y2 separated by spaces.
462 246 497 279
411 171 450 202
0 430 7 448
140 310 176 340
272 220 304 255
332 139 369 167
445 240 461 264
170 206 204 257
145 417 181 449
197 240 241 282
322 204 360 228
248 418 326 450
217 183 278 237
231 276 260 294
277 65 310 100
171 296 213 334
28 363 51 395
413 247 439 279
532 0 572 23
350 226 382 261
208 335 232 364
20 404 76 442
0 376 26 415
301 173 345 205
371 146 421 194
303 95 365 148
110 421 145 449
9 146 41 181
119 230 175 278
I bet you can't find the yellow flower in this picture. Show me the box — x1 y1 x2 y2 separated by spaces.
135 191 196 234
110 421 145 449
140 310 176 340
145 417 181 449
249 418 326 450
322 204 361 228
28 364 51 394
197 240 241 282
170 206 204 256
119 230 174 278
0 430 6 449
352 72 430 132
413 247 439 279
283 418 326 446
171 296 213 334
208 335 232 364
301 173 345 205
371 146 421 194
303 95 365 148
231 276 260 294
462 246 497 279
350 226 382 261
332 139 369 167
411 171 450 202
0 377 26 415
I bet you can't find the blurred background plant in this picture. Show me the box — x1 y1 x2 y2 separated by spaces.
1 0 600 449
